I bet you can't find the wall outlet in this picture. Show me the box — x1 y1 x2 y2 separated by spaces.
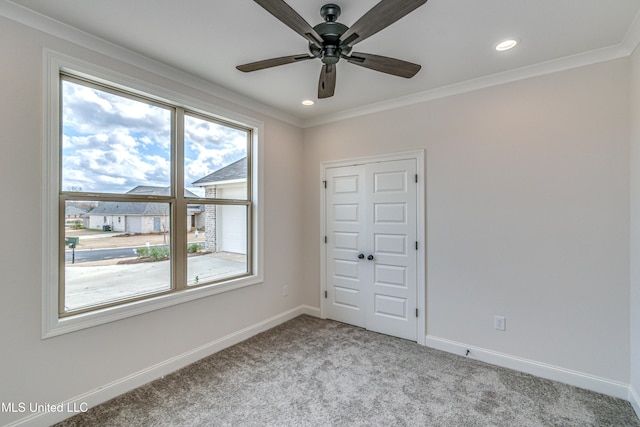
494 315 506 331
282 285 288 297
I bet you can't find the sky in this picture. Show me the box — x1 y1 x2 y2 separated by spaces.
62 79 247 197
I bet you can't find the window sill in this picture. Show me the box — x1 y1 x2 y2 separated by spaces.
42 275 263 338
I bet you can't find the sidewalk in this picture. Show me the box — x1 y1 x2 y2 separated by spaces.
64 253 245 311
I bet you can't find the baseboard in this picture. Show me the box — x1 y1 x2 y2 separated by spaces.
6 305 320 427
425 335 630 400
630 385 640 419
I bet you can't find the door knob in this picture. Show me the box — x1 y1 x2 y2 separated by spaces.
367 255 374 261
358 254 365 259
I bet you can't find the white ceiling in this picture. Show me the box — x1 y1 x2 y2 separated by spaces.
6 0 640 125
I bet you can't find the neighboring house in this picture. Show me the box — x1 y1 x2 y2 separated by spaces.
65 205 90 228
65 205 87 219
88 186 204 233
192 157 247 254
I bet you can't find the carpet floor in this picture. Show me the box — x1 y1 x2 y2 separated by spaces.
56 315 639 426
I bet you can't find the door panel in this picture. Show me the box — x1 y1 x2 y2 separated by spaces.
374 203 407 223
367 159 417 340
325 158 418 340
325 166 367 328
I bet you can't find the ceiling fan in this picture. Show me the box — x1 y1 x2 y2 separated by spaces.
237 0 428 99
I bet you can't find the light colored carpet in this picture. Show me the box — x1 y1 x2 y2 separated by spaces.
56 315 639 426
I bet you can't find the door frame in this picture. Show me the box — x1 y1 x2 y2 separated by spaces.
320 150 426 345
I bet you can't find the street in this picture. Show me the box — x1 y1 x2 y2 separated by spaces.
65 246 149 263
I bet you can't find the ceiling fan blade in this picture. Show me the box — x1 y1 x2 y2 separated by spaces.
318 64 336 99
254 0 324 47
237 54 314 72
347 52 421 78
339 0 428 48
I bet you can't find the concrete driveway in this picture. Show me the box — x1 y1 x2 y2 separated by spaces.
64 253 245 311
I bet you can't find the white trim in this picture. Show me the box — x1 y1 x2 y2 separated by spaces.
426 335 630 400
320 150 426 345
197 178 247 187
41 50 265 338
631 385 640 420
623 7 640 55
7 306 320 427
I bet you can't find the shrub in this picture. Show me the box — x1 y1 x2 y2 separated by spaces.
187 243 202 253
134 246 169 261
149 246 170 261
135 247 149 257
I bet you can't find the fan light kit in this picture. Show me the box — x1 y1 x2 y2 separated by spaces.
496 39 518 51
302 100 315 106
237 0 428 99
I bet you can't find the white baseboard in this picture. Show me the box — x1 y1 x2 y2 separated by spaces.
425 335 630 400
630 385 640 419
7 305 321 427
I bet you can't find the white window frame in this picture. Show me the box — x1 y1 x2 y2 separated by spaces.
42 50 264 338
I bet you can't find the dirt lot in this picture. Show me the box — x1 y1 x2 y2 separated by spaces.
65 229 206 250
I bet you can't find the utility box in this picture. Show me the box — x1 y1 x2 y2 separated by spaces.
65 236 79 247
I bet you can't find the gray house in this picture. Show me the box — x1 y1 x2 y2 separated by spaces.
88 186 204 233
192 157 247 254
65 205 90 228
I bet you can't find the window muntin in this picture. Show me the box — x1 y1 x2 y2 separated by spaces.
59 74 255 317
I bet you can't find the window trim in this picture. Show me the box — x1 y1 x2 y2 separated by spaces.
42 50 264 338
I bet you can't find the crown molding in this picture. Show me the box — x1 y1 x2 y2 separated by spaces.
0 0 304 128
623 7 640 55
3 0 639 131
302 42 631 128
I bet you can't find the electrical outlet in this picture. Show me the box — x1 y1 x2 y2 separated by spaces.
494 315 506 331
282 285 288 297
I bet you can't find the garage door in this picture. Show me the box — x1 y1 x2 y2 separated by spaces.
126 216 142 233
217 185 247 254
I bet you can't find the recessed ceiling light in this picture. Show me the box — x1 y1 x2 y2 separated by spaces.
496 39 517 51
302 100 314 106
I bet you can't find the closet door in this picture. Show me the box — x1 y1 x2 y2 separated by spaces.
366 159 417 340
325 165 368 328
325 159 418 341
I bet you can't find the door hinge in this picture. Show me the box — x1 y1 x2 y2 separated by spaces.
325 290 328 298
416 308 419 318
323 180 327 189
415 174 418 183
415 241 418 250
324 236 327 244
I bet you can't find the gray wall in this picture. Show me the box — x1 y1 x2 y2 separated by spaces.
302 58 631 383
1 8 639 425
0 16 304 425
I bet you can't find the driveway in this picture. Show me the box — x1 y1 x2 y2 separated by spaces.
64 253 245 312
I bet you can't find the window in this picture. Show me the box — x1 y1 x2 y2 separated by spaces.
43 54 262 336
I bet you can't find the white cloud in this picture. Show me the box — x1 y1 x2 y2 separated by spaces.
62 79 247 195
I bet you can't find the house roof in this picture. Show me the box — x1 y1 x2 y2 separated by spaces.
89 186 201 216
89 201 169 216
192 157 246 186
126 185 199 198
65 206 87 216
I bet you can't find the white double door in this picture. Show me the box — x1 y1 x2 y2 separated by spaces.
325 158 418 341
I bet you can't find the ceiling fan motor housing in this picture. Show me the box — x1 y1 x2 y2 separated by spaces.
238 0 427 98
310 4 351 65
